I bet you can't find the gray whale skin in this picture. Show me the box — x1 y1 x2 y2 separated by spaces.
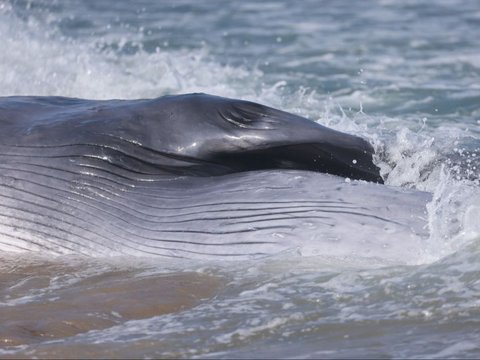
0 93 430 263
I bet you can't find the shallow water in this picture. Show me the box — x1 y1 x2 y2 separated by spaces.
0 0 480 358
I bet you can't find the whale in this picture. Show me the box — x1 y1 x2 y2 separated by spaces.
0 93 431 263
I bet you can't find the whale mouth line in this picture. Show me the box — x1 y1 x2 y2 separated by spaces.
212 143 384 184
1 136 384 183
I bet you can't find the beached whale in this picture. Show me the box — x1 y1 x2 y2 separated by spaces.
0 93 430 263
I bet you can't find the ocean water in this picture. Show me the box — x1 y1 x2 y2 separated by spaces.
0 0 479 358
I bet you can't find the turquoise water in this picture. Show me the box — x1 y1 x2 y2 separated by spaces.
0 0 479 358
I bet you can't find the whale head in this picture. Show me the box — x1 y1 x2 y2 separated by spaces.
10 93 383 183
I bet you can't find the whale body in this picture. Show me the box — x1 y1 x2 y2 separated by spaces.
0 93 431 263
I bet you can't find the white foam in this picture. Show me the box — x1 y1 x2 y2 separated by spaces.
0 7 263 100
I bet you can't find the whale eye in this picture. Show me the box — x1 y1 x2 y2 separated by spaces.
218 102 273 130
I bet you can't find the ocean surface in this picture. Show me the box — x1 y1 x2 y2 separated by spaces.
1 0 480 358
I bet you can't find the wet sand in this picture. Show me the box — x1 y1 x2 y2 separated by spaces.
0 254 223 355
